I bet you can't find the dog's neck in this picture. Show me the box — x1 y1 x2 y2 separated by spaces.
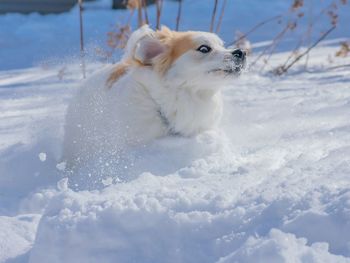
133 68 223 136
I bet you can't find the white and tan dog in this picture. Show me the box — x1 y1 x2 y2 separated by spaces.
63 25 246 167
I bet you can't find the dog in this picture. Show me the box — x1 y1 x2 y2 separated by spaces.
62 25 246 168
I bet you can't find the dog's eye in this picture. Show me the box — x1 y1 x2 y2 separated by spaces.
197 45 212 54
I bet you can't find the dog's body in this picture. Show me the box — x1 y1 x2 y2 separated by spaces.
63 25 246 167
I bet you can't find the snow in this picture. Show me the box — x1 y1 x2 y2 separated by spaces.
38 153 46 162
217 229 350 263
1 0 350 262
0 215 41 263
2 46 350 262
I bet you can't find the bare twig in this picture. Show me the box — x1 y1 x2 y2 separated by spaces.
137 0 143 27
296 63 350 74
279 35 305 71
278 0 336 73
210 0 218 32
215 0 227 33
259 33 291 72
175 0 183 31
261 19 304 72
156 0 163 30
304 0 314 69
78 0 86 79
276 26 336 75
142 0 149 25
229 15 282 46
250 24 290 69
328 64 350 70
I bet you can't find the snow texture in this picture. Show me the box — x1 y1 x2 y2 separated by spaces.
1 45 349 262
1 0 350 262
217 229 350 263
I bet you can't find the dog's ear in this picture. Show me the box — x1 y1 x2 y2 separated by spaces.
134 36 166 65
159 25 172 35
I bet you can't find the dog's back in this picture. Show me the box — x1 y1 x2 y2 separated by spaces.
62 65 167 168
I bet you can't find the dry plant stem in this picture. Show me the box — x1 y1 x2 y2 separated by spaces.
250 24 290 69
215 0 227 33
175 0 183 31
142 0 149 25
156 0 163 30
210 0 218 32
78 0 86 79
230 15 282 46
304 22 313 68
275 20 314 72
305 0 314 69
279 26 336 74
280 20 314 71
328 64 350 70
137 0 143 27
280 36 305 70
282 0 333 72
259 25 292 72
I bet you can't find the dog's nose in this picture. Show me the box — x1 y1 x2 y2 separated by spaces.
231 49 246 59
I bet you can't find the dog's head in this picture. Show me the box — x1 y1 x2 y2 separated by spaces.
126 25 246 92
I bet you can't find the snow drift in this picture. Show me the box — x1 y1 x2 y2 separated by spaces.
1 0 350 262
1 45 346 262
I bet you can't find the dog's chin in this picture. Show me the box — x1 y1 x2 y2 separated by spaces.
209 67 243 77
209 62 245 77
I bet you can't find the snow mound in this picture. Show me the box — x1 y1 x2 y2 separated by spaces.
217 229 350 263
1 42 350 262
29 131 241 263
67 130 231 190
0 215 41 263
29 173 350 263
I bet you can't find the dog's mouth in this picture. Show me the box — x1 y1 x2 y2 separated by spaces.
209 60 246 76
209 65 244 76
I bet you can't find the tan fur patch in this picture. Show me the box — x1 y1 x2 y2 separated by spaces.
106 62 130 88
107 27 197 86
154 28 197 74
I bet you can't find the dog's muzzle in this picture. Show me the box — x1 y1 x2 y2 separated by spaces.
210 49 247 75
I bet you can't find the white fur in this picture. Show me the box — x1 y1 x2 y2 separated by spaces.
62 26 243 168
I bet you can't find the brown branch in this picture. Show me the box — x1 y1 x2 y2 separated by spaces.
278 18 313 71
137 0 143 27
304 23 313 69
304 0 314 69
78 0 86 79
215 0 227 33
328 64 350 70
175 0 183 31
210 0 218 32
297 63 350 74
280 36 305 71
249 24 290 69
156 0 163 30
259 29 291 73
229 15 282 46
264 17 309 72
277 26 336 75
142 0 149 25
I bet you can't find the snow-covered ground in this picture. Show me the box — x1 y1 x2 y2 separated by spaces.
1 0 350 262
1 44 350 262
